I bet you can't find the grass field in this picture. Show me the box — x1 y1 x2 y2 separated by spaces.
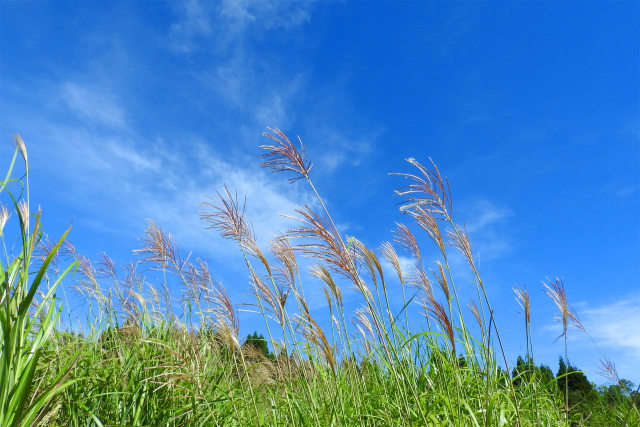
1 131 638 426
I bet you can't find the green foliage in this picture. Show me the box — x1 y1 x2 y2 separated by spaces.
512 356 532 387
557 357 596 406
2 130 638 426
538 364 555 388
243 331 271 358
0 137 79 425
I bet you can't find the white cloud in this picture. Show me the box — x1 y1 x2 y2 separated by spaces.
106 141 162 172
320 151 347 173
465 200 512 233
540 293 640 383
218 0 312 33
311 126 380 174
167 0 214 52
11 75 315 265
39 124 313 257
380 252 415 284
168 0 312 53
196 49 306 130
580 295 640 359
169 0 383 176
0 2 381 291
458 199 513 264
615 186 637 197
254 94 288 127
61 81 126 129
7 2 380 281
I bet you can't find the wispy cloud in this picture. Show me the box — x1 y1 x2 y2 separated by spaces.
167 0 214 53
169 0 315 139
320 151 347 173
380 253 415 284
460 199 513 264
313 126 380 174
61 81 126 129
615 186 637 197
5 1 381 293
218 0 312 32
168 0 384 176
541 293 640 383
198 57 306 128
48 125 313 254
10 77 314 264
580 294 640 357
168 0 312 53
465 200 512 233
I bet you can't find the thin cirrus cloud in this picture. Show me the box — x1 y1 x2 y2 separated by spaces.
5 1 516 298
158 3 406 284
539 293 640 383
578 295 640 378
168 0 379 172
0 0 379 269
454 199 514 265
15 77 315 261
464 200 512 234
61 81 127 130
168 0 312 53
167 0 214 52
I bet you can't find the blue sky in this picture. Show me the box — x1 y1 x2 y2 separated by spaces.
1 1 638 385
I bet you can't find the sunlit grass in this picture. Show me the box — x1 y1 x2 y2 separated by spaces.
1 131 638 426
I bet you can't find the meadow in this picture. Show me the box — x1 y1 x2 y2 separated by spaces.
1 130 638 426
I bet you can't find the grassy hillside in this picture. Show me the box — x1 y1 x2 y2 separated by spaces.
1 131 638 426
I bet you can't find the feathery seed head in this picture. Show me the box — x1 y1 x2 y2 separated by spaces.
288 205 360 287
409 263 433 301
468 300 483 331
411 207 446 256
134 221 187 273
392 157 452 219
310 264 343 306
544 277 584 338
18 200 29 232
380 241 403 284
353 306 375 339
424 293 455 354
248 269 286 325
434 262 451 302
68 248 109 308
599 358 620 384
15 134 28 167
0 204 10 235
270 234 299 284
97 253 118 279
260 127 313 182
352 237 385 289
513 285 531 325
353 307 375 354
447 224 475 268
201 278 239 349
322 287 335 319
394 223 421 261
297 303 335 374
200 186 255 246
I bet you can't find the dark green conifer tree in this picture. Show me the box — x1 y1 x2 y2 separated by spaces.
243 331 270 358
